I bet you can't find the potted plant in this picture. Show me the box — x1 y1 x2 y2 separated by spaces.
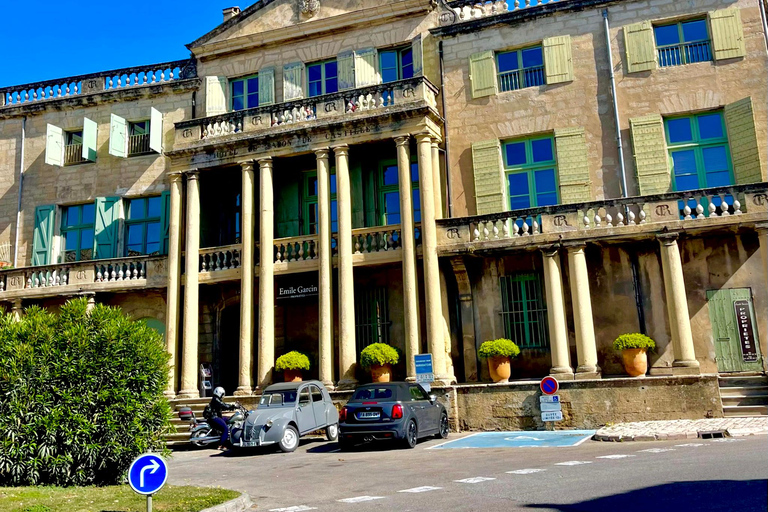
275 351 311 382
360 343 399 382
478 339 521 383
613 333 656 377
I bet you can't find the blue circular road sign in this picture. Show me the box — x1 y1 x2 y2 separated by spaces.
128 453 168 495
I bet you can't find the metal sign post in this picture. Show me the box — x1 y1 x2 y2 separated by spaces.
128 453 168 512
147 495 152 512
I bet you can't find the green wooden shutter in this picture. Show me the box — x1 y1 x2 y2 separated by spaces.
350 162 365 229
109 114 127 158
32 205 55 266
469 50 497 99
629 114 671 195
160 190 171 255
205 76 228 116
709 8 746 61
724 97 763 184
259 67 275 105
82 117 98 162
337 51 355 91
275 178 300 238
354 48 379 87
412 34 424 77
93 197 120 260
364 166 378 227
45 124 64 167
283 62 305 101
624 21 657 73
472 139 505 215
554 127 591 204
543 35 574 84
149 107 163 153
707 288 763 373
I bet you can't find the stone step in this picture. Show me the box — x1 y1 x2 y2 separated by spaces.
723 404 768 417
721 395 768 407
718 386 768 397
718 375 768 388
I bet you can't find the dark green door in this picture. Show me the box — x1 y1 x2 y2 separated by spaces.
706 288 763 373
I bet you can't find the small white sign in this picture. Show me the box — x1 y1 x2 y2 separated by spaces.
416 373 434 383
539 395 560 403
540 402 562 412
541 411 563 422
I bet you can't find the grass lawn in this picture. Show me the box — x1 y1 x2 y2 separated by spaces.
0 485 241 512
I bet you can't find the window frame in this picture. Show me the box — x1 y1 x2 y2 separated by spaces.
63 129 87 166
502 135 560 210
496 45 545 93
500 273 549 350
302 170 338 235
355 285 391 354
377 158 420 226
230 74 260 111
306 60 338 98
60 203 95 262
379 47 414 83
654 18 712 67
127 119 152 156
124 196 163 257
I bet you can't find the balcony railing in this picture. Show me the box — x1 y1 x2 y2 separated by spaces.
200 245 243 272
498 66 545 92
440 0 566 26
657 41 712 68
64 144 86 165
1 59 197 107
129 133 151 155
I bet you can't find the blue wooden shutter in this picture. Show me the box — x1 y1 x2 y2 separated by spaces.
93 197 120 259
160 190 171 255
32 205 56 266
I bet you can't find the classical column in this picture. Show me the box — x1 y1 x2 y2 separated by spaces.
11 299 22 322
416 133 449 382
257 158 275 389
757 223 768 281
164 172 183 397
178 171 201 398
334 145 355 389
566 244 600 379
85 294 96 313
658 234 699 373
235 162 255 396
431 138 443 220
315 149 337 388
395 136 421 380
542 247 573 378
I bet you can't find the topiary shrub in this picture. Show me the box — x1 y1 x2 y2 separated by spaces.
478 338 521 359
360 343 399 370
613 333 656 352
0 298 172 487
275 351 311 371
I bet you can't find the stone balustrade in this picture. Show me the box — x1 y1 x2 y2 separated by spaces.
93 258 148 282
200 245 243 273
274 236 319 263
26 265 71 289
352 226 403 254
0 60 197 108
439 0 564 26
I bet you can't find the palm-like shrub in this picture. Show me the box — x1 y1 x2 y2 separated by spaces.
613 333 656 352
275 351 311 371
360 343 399 370
0 298 172 486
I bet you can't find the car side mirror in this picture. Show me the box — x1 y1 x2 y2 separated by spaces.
429 394 437 403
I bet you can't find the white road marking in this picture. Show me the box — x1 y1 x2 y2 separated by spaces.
398 486 443 493
338 496 385 503
455 477 497 484
555 461 593 466
596 454 636 459
506 469 547 474
675 443 705 447
711 438 744 443
638 448 676 453
504 436 545 441
426 432 483 450
572 435 593 447
269 506 318 512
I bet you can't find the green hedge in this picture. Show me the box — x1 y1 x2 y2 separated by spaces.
613 333 656 352
360 343 399 370
275 351 310 371
478 339 521 359
0 298 172 486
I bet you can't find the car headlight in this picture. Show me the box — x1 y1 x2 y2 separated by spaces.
266 419 273 428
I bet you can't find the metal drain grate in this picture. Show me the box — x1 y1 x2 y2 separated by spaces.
698 430 727 439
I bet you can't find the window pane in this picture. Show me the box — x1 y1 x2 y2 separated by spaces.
384 192 400 225
706 171 732 188
129 199 146 220
521 47 543 68
536 192 558 207
531 138 553 163
667 118 693 143
247 77 258 94
65 206 79 227
682 19 708 42
401 49 414 79
325 61 337 80
247 92 259 109
671 149 697 176
308 204 318 234
128 224 144 246
81 203 95 225
510 195 531 210
331 201 338 233
497 51 519 73
330 174 337 195
131 121 148 136
534 169 557 194
65 231 78 250
412 191 421 223
80 229 94 251
146 241 161 255
307 176 318 196
232 80 244 96
383 165 398 186
654 24 680 46
702 146 729 173
146 222 161 244
676 174 700 191
325 77 338 94
308 82 322 97
381 67 398 84
411 163 419 183
505 142 527 166
308 64 322 82
697 113 724 140
381 51 397 70
232 96 244 111
147 196 162 218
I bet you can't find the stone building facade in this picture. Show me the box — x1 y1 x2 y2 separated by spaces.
0 0 766 417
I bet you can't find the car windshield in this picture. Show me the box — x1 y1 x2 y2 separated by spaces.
351 387 395 401
259 391 297 406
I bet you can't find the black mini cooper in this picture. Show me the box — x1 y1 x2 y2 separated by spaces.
338 382 449 450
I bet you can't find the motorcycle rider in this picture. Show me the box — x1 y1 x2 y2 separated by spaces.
208 386 236 451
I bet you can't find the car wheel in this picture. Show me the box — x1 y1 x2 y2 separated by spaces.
403 419 418 449
436 413 449 439
278 425 300 453
326 423 339 442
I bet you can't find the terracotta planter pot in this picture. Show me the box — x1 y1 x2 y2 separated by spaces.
488 356 512 383
622 348 648 377
283 369 303 382
370 364 392 383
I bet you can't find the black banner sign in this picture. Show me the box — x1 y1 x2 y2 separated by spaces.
733 300 758 363
276 278 319 301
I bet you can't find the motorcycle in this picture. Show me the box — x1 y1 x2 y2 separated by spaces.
178 402 247 447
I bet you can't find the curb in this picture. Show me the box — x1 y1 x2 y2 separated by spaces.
593 428 768 442
199 493 253 512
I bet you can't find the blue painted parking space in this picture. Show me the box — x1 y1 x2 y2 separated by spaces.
430 430 596 449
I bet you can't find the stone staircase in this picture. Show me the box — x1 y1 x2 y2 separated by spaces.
719 374 768 417
166 397 211 447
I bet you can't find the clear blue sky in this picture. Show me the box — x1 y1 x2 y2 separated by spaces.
0 1 247 87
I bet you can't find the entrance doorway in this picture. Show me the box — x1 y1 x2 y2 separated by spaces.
216 305 241 395
707 288 763 373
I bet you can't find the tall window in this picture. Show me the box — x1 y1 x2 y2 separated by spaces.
504 136 559 210
497 46 544 92
231 75 259 110
666 111 732 191
355 286 390 353
654 19 712 67
379 162 420 225
307 61 338 97
125 196 162 256
500 274 549 349
61 203 95 262
64 130 86 166
303 172 337 234
380 48 414 83
128 120 151 155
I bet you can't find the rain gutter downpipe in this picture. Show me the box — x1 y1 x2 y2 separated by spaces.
603 9 647 334
13 116 26 268
438 39 454 218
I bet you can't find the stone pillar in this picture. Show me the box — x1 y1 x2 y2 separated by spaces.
658 235 699 373
178 171 201 398
257 158 275 389
316 149 337 388
431 139 443 220
416 133 448 383
395 136 421 380
11 300 22 322
334 145 354 390
566 244 600 379
164 172 183 397
542 247 573 378
757 223 768 282
235 162 255 396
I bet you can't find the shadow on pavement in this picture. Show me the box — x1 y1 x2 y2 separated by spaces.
526 479 768 512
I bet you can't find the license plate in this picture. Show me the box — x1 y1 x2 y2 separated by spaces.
357 411 380 419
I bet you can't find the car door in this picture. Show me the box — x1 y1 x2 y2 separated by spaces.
408 385 433 434
296 386 316 434
309 384 329 427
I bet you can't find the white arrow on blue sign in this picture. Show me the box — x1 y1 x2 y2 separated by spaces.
128 454 168 495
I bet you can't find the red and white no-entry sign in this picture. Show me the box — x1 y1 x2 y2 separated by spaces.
540 376 559 395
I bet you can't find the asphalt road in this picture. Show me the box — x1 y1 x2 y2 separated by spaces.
166 434 768 512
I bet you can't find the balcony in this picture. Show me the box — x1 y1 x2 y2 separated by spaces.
436 184 768 254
